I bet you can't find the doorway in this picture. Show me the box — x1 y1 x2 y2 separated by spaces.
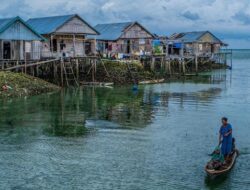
126 40 131 54
85 42 91 55
3 41 11 59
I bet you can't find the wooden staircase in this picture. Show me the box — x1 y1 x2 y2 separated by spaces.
126 62 139 84
62 60 79 87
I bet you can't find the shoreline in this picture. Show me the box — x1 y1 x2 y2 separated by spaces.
0 71 60 98
0 60 227 98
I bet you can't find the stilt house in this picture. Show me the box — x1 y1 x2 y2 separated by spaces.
0 16 44 60
27 14 99 58
168 31 226 57
93 22 154 58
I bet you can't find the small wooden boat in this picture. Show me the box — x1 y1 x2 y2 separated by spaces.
80 82 114 87
139 79 165 85
205 149 239 176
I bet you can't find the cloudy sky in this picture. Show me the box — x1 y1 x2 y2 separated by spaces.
1 0 250 48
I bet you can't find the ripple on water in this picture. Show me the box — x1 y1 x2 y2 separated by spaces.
1 53 250 189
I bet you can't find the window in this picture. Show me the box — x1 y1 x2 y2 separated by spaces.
199 44 203 51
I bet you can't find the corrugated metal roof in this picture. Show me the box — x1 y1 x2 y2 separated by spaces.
27 14 99 35
170 31 222 43
0 16 44 40
94 22 133 41
27 15 74 34
0 17 14 31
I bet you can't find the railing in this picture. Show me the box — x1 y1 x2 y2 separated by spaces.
218 49 233 56
0 58 59 71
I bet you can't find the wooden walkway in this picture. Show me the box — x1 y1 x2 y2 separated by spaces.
0 51 232 87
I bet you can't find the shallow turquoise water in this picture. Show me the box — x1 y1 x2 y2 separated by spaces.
0 50 250 189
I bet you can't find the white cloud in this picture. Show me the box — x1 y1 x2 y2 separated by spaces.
0 0 249 48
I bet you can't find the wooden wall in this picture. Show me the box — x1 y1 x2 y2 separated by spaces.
56 16 97 35
41 35 88 58
0 40 41 60
120 23 153 39
185 42 221 55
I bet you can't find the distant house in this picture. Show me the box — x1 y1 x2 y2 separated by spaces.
0 16 44 60
27 14 99 58
168 31 226 56
93 22 154 58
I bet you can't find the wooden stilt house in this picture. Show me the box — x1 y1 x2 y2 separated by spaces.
93 22 154 58
168 31 226 57
27 14 99 58
0 16 44 60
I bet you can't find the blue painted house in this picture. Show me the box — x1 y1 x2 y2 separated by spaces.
168 31 225 56
0 16 44 60
93 22 154 57
27 14 99 58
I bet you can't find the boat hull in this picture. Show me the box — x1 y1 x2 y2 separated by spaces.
205 149 239 176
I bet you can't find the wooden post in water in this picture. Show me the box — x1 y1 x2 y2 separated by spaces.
60 58 64 87
95 59 97 81
178 58 182 75
168 59 171 75
24 53 27 74
16 60 19 72
53 61 57 79
92 60 95 82
182 59 186 74
230 49 233 69
165 58 171 75
160 57 163 71
36 65 39 77
31 66 35 76
195 55 198 75
224 54 227 66
76 58 79 82
151 57 155 71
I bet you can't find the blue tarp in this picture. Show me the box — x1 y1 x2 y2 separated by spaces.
152 40 161 46
173 43 182 49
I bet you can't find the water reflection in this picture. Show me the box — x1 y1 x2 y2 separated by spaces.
0 75 224 138
204 174 230 190
0 71 231 189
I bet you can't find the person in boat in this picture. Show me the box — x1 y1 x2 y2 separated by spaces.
219 117 233 160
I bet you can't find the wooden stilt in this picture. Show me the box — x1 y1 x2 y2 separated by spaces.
36 65 39 76
24 53 27 74
32 66 34 76
182 59 186 74
195 55 198 75
92 60 95 82
60 58 64 87
165 59 171 75
169 60 171 75
76 58 79 82
151 57 155 71
53 61 57 79
178 59 182 74
160 57 163 71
